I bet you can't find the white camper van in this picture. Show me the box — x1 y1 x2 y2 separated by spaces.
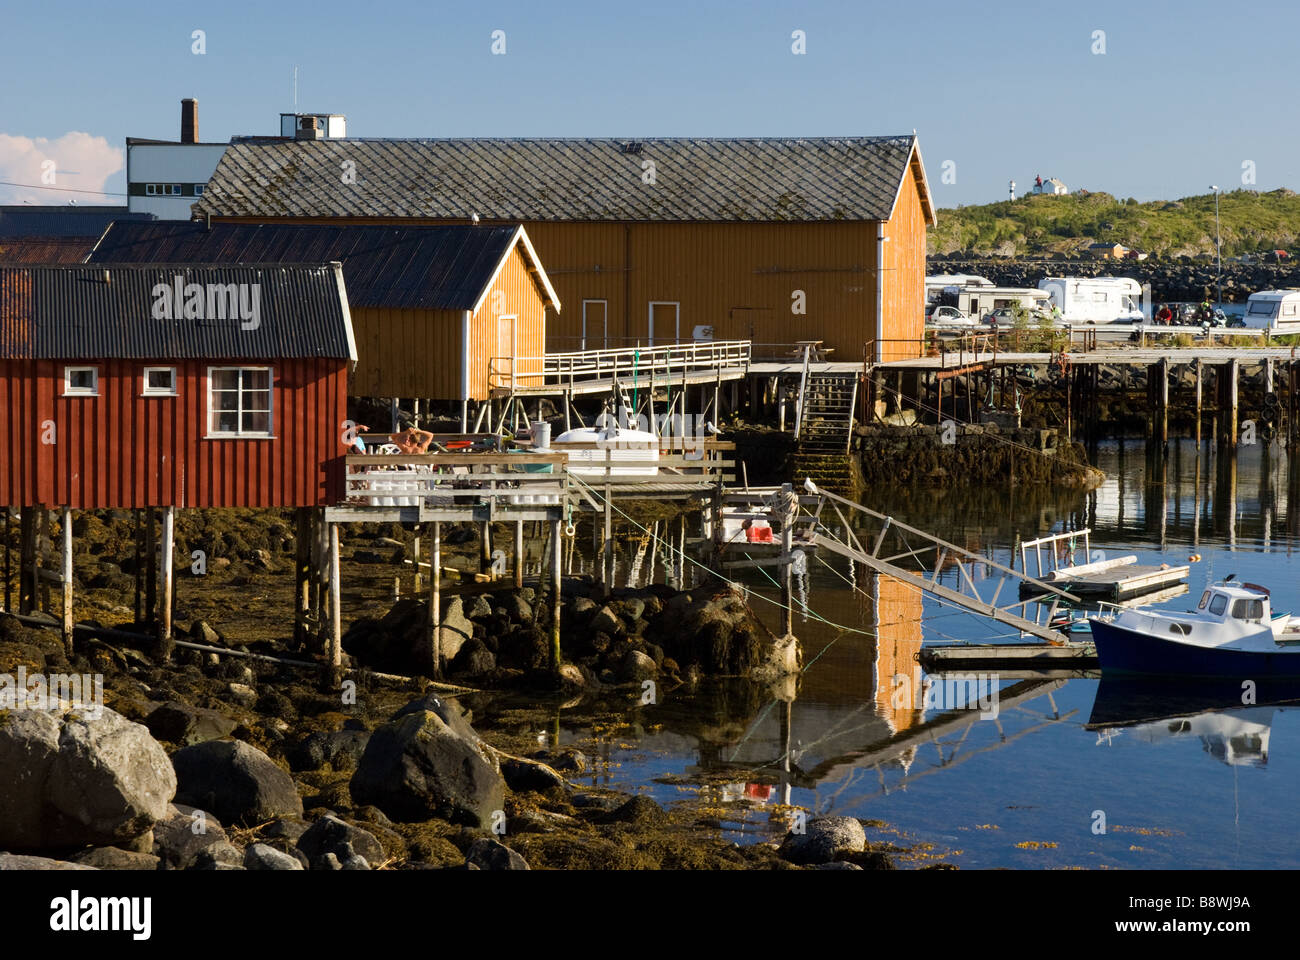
1038 277 1143 324
1241 290 1300 332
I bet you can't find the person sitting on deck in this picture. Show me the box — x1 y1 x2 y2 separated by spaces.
388 423 437 455
1156 303 1173 326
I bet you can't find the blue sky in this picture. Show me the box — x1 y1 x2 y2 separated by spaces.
1 0 1296 207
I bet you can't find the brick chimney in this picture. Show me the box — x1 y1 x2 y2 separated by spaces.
180 99 198 144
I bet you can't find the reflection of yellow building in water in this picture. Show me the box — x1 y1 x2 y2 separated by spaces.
872 574 925 736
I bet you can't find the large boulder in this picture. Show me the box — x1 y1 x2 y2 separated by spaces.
0 706 175 850
465 837 529 870
351 696 504 828
152 803 228 870
779 816 866 865
439 597 474 663
297 813 385 867
144 701 238 746
171 740 303 827
286 730 370 773
0 853 96 870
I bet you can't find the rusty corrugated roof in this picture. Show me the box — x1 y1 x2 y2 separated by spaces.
0 263 353 360
88 221 522 310
193 136 920 223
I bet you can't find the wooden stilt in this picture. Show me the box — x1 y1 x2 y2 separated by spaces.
480 521 492 576
19 507 35 615
132 509 143 625
428 521 442 679
156 506 175 663
294 508 311 648
328 523 342 685
514 520 524 588
1228 359 1240 446
144 509 157 627
1195 360 1203 448
413 524 422 594
602 484 613 597
780 486 794 637
550 517 563 674
3 508 9 613
61 507 73 657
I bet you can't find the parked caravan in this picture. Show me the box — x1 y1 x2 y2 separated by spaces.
956 285 1050 321
1037 276 1143 324
1240 290 1300 332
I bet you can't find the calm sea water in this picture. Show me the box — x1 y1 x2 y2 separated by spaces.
489 437 1300 868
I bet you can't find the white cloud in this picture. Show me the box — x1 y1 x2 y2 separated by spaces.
0 132 124 204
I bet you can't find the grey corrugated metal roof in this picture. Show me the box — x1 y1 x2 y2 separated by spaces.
0 263 353 360
87 221 532 310
194 136 921 223
0 206 156 238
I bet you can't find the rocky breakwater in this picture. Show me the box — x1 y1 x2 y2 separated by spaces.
342 581 801 688
855 423 1102 487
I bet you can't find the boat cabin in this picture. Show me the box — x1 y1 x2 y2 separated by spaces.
1194 584 1272 626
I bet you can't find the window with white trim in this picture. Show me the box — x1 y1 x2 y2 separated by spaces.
142 366 177 396
63 366 98 396
208 367 272 437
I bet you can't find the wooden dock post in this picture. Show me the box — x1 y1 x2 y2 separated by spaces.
328 522 342 685
479 521 492 577
780 484 795 637
144 509 157 626
514 519 524 588
132 509 144 625
602 483 612 597
550 516 563 674
413 524 422 594
1195 360 1203 448
61 507 73 657
2 508 9 613
156 505 175 663
428 521 441 679
294 508 311 648
1227 359 1240 447
18 507 36 615
1158 359 1169 448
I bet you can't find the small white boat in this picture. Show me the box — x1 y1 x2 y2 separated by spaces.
1089 581 1300 678
553 425 660 477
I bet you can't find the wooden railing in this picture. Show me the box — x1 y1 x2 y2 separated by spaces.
488 340 751 392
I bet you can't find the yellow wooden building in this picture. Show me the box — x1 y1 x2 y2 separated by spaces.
194 135 934 365
89 221 559 409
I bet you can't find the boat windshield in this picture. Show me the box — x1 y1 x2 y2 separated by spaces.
1208 594 1227 615
1232 598 1265 620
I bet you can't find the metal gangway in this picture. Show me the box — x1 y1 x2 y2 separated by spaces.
798 485 1078 643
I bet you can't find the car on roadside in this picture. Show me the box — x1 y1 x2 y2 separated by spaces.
928 305 977 327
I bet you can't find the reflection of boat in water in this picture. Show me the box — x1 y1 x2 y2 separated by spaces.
1089 581 1300 678
1086 675 1300 766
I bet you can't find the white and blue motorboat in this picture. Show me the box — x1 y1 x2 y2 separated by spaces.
1089 580 1300 678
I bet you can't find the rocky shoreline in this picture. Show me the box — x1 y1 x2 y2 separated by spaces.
0 508 902 871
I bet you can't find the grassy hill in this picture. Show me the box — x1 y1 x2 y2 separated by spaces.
930 188 1300 258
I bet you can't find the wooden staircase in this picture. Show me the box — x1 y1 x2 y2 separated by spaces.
792 372 860 495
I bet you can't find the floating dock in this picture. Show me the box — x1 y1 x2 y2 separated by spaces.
919 640 1097 671
1018 560 1190 602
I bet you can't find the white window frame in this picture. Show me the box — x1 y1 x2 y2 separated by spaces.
206 365 275 439
582 299 608 351
142 366 178 396
62 365 99 397
648 301 680 345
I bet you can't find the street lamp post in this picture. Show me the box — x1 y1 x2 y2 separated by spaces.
1210 184 1221 308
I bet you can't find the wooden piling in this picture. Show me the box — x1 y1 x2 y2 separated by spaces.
2 508 9 613
780 484 795 637
61 507 73 657
1195 360 1203 448
480 521 492 576
413 524 422 594
1228 358 1240 446
328 522 342 684
1158 359 1169 448
156 505 175 663
144 509 157 626
18 507 35 614
428 521 441 679
602 484 612 597
550 517 563 674
514 519 524 588
294 508 311 647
